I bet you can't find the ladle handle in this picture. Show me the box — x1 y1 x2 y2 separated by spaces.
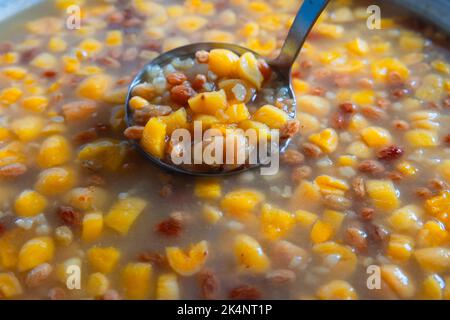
271 0 330 76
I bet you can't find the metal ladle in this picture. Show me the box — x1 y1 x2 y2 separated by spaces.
125 0 330 176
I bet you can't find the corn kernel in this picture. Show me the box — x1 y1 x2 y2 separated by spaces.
105 197 148 235
0 230 20 269
56 257 80 283
295 210 318 228
234 234 270 273
313 242 357 278
387 234 414 262
366 179 400 212
87 273 109 297
35 167 77 196
237 52 264 89
338 155 357 167
78 38 103 57
18 237 54 272
310 220 334 244
202 204 223 224
396 161 418 177
188 90 227 115
431 60 450 75
129 96 149 110
296 112 320 135
315 175 349 196
11 116 44 142
372 58 410 82
194 179 222 200
176 15 208 33
388 205 423 233
346 141 373 159
88 246 121 274
399 34 424 51
48 37 67 52
297 95 330 116
417 220 448 248
62 55 80 73
82 212 104 242
160 108 189 134
314 23 344 39
414 247 450 273
105 30 123 47
14 190 47 217
122 263 152 299
405 129 438 148
381 265 415 299
438 160 450 183
1 87 23 106
166 241 209 276
290 180 321 210
346 38 369 56
317 280 358 300
21 96 48 113
37 135 72 168
425 191 449 219
360 126 392 148
252 104 289 129
77 74 113 100
308 128 338 153
0 273 23 298
1 67 27 80
156 273 179 300
351 90 375 106
30 53 57 69
221 189 264 219
422 274 444 300
261 203 295 240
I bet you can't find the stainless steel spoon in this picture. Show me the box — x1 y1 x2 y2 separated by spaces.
125 0 330 176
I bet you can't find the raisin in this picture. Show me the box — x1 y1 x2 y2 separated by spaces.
156 216 183 237
57 206 82 228
339 102 357 114
358 160 385 175
344 227 368 253
257 59 272 81
377 145 404 161
352 176 366 198
26 263 53 288
229 285 262 300
192 74 207 91
330 112 348 130
170 84 196 105
0 163 27 178
0 222 5 237
360 208 375 221
444 133 450 145
62 100 97 122
392 120 410 131
159 184 173 198
415 187 433 199
199 269 220 300
137 251 167 268
166 72 188 86
301 142 322 158
280 120 300 139
48 287 66 300
124 126 144 140
281 149 304 166
73 128 98 145
42 70 57 78
266 269 296 285
291 166 312 184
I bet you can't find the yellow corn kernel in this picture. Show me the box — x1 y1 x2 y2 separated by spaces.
360 126 392 148
82 212 104 242
422 274 444 300
381 265 415 299
425 191 449 219
37 135 72 168
346 38 369 56
261 203 295 240
388 205 423 234
56 257 81 283
323 210 346 230
78 38 103 57
221 189 264 219
314 23 344 39
351 90 375 106
62 55 80 73
1 66 27 80
239 22 259 38
167 5 184 18
87 273 109 297
308 128 338 153
0 52 18 65
122 262 152 299
1 87 23 106
414 247 450 273
246 37 276 56
0 127 11 141
176 15 207 33
105 30 123 47
0 230 20 269
18 237 54 272
319 50 344 65
295 210 318 228
315 175 349 196
35 167 76 196
372 58 410 82
64 187 109 211
399 34 424 51
234 234 270 273
188 90 227 115
160 108 189 134
10 116 44 142
129 96 149 110
405 129 438 148
346 141 373 159
166 241 209 276
252 104 289 129
396 161 418 177
77 139 127 172
156 273 179 300
55 0 85 10
163 36 189 52
237 52 264 89
21 96 48 113
88 246 121 274
438 160 450 183
297 95 330 116
317 280 358 300
310 220 334 244
0 273 23 298
338 155 357 167
296 112 320 135
14 190 47 217
290 180 321 210
195 179 222 200
217 103 250 124
431 60 450 75
202 204 223 224
140 117 167 159
387 234 414 262
366 179 400 212
207 49 239 77
348 114 369 133
292 78 309 97
30 53 57 69
48 37 67 52
313 242 357 278
239 120 271 141
77 74 113 100
105 197 147 235
417 220 448 248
